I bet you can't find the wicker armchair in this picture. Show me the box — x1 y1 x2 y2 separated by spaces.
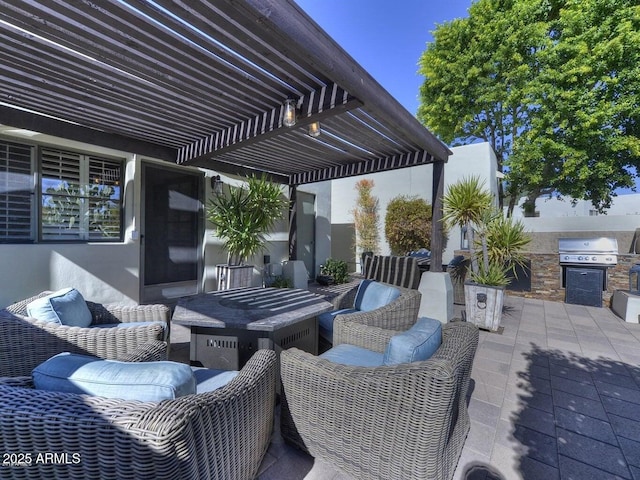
281 321 479 480
0 291 170 377
0 349 277 480
321 282 421 347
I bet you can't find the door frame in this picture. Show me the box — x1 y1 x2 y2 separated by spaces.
139 161 205 304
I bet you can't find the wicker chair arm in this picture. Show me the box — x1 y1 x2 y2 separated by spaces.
332 319 398 353
89 302 171 325
280 348 457 480
330 285 359 309
116 341 168 362
0 376 33 387
3 291 53 315
0 313 166 377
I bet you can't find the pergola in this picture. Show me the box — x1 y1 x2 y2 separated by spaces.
0 0 451 268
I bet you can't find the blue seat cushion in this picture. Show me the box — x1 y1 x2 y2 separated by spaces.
354 280 401 312
33 352 196 402
318 308 357 343
26 288 93 328
192 367 239 393
383 317 442 365
320 344 384 367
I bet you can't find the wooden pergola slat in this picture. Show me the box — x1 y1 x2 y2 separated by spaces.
0 0 452 269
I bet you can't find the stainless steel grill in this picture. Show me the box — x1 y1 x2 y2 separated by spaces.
558 237 618 266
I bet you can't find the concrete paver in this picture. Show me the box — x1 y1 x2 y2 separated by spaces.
170 294 640 480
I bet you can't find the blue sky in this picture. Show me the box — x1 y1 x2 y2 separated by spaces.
295 0 472 116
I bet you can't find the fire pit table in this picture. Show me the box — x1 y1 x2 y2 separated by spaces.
172 287 333 370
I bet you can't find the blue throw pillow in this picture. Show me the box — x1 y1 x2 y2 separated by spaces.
354 280 401 312
383 317 442 365
33 352 196 402
26 288 93 327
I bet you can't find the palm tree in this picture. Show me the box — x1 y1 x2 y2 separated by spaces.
443 176 530 286
442 176 493 277
207 174 287 265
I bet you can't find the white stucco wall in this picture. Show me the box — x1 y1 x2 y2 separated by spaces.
513 193 640 218
0 124 329 307
329 142 498 268
0 131 143 307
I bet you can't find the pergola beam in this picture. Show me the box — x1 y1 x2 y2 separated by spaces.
0 106 176 161
289 150 434 185
232 0 452 161
177 83 362 167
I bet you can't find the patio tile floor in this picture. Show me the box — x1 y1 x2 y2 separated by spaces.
170 294 640 480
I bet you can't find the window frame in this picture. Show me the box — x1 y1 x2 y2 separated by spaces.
0 137 125 244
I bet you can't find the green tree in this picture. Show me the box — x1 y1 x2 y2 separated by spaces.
512 0 640 213
352 179 380 255
418 0 640 215
384 196 433 255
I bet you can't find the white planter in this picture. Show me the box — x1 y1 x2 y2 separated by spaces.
216 264 254 290
464 282 505 332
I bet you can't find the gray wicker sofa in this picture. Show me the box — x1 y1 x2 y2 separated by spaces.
0 349 277 480
0 291 170 377
281 320 479 480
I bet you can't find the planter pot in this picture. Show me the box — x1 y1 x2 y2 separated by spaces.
464 281 505 332
315 275 334 286
217 264 254 290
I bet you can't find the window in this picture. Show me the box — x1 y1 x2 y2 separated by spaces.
0 139 124 243
0 141 34 242
41 148 123 241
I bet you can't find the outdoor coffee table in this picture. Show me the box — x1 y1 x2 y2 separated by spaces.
172 287 333 370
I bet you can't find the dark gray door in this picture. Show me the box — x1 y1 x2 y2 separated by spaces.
141 163 203 302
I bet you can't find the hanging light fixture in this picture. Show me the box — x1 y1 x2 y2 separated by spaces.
308 121 321 138
283 98 297 127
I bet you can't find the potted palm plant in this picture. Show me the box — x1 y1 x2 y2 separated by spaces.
442 176 530 331
207 174 287 289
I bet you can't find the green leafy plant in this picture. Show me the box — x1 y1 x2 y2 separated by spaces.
443 176 530 286
270 275 293 288
320 258 350 285
206 174 287 265
384 195 433 255
352 179 380 255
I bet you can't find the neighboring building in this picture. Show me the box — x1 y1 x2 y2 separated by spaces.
513 193 640 219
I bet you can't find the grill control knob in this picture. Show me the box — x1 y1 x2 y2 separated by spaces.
578 256 583 261
564 256 570 261
592 256 597 261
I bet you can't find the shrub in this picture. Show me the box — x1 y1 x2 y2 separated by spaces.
384 196 433 255
320 258 350 284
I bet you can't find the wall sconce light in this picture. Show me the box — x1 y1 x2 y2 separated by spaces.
283 98 297 127
308 121 321 138
211 175 224 195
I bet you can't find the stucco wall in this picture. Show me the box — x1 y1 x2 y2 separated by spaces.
0 132 143 308
521 216 640 254
329 142 499 269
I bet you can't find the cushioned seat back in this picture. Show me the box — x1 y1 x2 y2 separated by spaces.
353 280 401 312
363 255 420 289
33 352 196 401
